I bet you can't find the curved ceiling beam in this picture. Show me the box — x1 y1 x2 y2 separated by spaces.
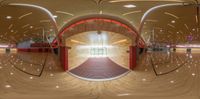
9 3 56 23
8 3 59 45
52 17 145 47
139 3 188 33
137 3 190 44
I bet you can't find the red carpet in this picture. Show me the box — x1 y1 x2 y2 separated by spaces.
69 57 129 80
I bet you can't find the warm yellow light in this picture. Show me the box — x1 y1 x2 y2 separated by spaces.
112 39 127 45
70 39 86 44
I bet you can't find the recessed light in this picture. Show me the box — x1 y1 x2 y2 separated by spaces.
53 15 58 18
5 85 11 88
123 4 136 8
192 28 195 31
171 20 175 23
170 80 174 83
142 78 146 81
56 85 59 88
10 72 14 75
50 74 54 76
6 16 12 19
192 73 196 76
30 26 33 29
99 10 103 14
30 77 33 79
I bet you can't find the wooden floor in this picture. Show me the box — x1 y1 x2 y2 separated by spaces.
0 52 200 99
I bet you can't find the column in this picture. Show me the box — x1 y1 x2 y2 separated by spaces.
129 46 137 70
60 46 68 71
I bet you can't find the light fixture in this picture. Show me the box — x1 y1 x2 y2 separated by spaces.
50 74 54 76
10 72 14 75
56 85 59 88
99 10 103 14
5 85 11 88
30 77 33 79
53 15 58 18
171 20 175 23
192 73 196 76
30 26 33 29
142 78 146 81
170 80 174 83
6 16 12 19
123 4 136 8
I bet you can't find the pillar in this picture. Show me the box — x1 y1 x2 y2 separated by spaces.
60 46 68 71
129 46 137 70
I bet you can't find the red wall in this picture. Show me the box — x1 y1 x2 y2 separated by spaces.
60 46 68 71
129 46 137 70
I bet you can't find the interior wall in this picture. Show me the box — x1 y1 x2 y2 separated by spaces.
65 31 134 69
107 32 133 69
65 33 90 69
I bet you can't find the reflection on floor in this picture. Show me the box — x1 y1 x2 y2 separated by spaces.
0 52 200 99
69 57 129 80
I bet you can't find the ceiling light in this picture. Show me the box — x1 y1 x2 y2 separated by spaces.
50 74 54 76
30 26 33 29
99 10 103 14
170 80 174 83
176 70 179 72
6 16 12 19
53 15 58 18
56 85 59 88
123 4 136 8
30 77 33 79
142 78 146 81
10 72 14 75
192 28 195 31
5 85 11 88
171 20 175 23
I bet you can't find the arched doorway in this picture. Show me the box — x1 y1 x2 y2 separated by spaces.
54 15 145 80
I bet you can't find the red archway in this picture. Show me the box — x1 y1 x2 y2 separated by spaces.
53 16 145 71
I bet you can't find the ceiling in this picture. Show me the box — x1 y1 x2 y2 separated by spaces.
0 0 199 45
